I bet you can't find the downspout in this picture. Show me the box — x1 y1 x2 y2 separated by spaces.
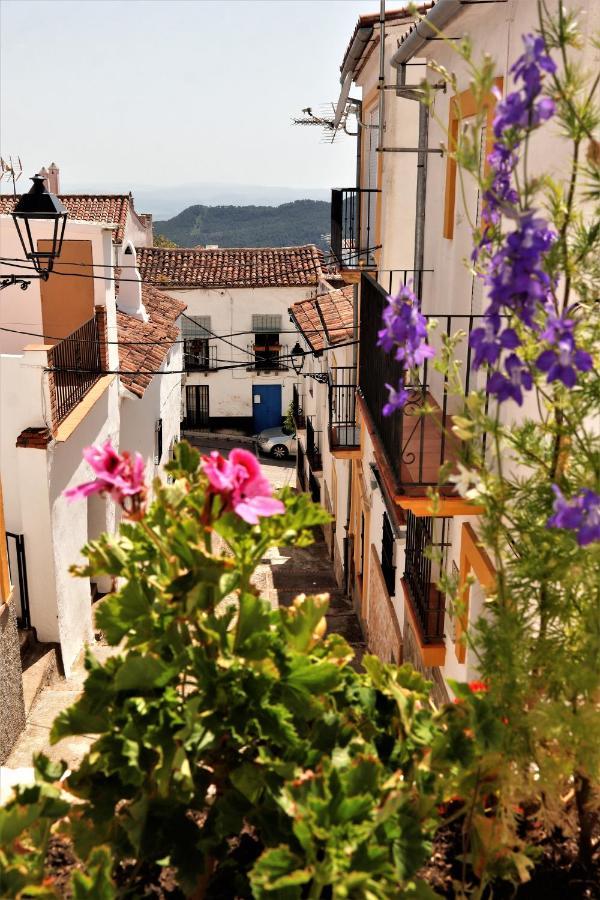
377 0 386 158
414 102 429 300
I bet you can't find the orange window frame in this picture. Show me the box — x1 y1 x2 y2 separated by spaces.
455 522 496 663
443 77 504 240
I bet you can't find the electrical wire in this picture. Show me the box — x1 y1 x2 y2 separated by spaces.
41 338 359 377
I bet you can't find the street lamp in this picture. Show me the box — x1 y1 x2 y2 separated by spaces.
290 340 328 383
1 174 68 291
290 341 306 375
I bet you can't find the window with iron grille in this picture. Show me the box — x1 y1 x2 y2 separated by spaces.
154 419 163 465
403 512 451 643
183 316 213 371
381 511 396 596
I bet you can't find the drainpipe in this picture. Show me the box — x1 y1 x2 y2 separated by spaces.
377 0 386 158
414 102 429 299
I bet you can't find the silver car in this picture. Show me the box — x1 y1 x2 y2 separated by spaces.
256 426 297 460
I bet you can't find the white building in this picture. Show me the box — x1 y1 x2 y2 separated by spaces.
0 183 183 750
136 245 326 436
289 285 357 587
314 0 600 703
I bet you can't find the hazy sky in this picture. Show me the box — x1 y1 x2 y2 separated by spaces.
0 0 384 192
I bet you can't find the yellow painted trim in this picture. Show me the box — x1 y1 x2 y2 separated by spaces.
53 375 116 442
401 581 446 667
443 78 504 240
395 497 485 517
455 522 496 663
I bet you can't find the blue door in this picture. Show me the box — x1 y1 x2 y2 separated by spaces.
252 384 282 433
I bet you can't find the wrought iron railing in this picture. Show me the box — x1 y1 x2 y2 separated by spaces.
293 382 306 429
184 341 217 371
48 316 102 426
306 416 322 471
359 272 490 490
5 531 30 630
309 468 321 504
297 440 306 491
381 512 396 597
376 268 434 300
331 187 380 269
246 344 289 371
403 512 450 643
328 366 359 451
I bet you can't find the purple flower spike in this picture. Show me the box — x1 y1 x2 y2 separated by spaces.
547 486 600 546
383 382 410 416
487 353 533 405
536 313 593 387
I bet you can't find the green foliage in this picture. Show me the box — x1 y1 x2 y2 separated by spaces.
153 233 178 248
0 442 447 897
154 199 331 251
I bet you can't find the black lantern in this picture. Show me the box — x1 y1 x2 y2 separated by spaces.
11 174 67 278
290 341 305 375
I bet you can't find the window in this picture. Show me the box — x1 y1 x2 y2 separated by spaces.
381 512 396 597
154 419 163 465
183 316 213 371
252 316 282 370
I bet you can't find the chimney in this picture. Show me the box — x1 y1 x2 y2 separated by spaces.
39 166 49 189
47 162 60 194
117 242 149 322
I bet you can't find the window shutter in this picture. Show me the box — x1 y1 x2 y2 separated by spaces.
182 316 212 338
252 314 282 334
154 419 163 464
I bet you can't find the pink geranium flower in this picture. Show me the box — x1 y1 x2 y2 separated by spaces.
64 440 147 518
201 448 284 525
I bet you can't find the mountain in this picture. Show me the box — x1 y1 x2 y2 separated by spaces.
154 199 331 250
63 181 330 220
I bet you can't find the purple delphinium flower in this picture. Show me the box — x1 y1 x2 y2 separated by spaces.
487 353 533 406
382 382 410 416
547 486 600 546
536 313 593 387
377 283 434 369
470 313 520 368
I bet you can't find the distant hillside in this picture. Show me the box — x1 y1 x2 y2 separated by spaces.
154 199 330 250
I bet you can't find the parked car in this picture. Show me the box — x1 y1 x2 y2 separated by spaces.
256 425 297 460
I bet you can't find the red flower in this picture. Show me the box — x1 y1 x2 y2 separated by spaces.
468 680 489 694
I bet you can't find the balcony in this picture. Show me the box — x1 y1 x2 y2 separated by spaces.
309 469 321 504
48 316 102 426
246 343 289 372
292 382 306 430
306 417 322 472
358 272 488 501
297 440 307 491
403 512 450 644
184 341 217 372
328 367 360 454
331 188 380 270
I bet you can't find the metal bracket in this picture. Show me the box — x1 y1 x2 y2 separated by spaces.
0 273 31 291
378 147 444 155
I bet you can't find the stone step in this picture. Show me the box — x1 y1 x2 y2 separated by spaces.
20 641 61 717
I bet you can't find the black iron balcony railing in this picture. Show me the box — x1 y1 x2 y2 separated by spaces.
48 316 102 426
184 341 217 371
328 366 359 451
404 512 450 643
246 344 289 372
309 468 321 505
331 187 380 269
306 416 322 471
297 440 306 491
359 272 490 491
293 382 306 429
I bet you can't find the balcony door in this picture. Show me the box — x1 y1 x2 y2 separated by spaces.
361 105 380 264
39 239 94 342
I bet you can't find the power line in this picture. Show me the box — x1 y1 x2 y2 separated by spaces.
42 338 359 378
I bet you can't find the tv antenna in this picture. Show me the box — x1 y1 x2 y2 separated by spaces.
0 156 23 196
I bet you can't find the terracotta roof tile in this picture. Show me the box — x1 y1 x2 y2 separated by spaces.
340 3 433 75
290 285 354 352
117 284 186 398
0 194 132 243
135 245 324 289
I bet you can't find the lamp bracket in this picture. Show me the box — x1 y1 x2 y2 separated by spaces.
0 273 33 291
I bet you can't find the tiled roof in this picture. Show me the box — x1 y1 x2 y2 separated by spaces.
117 284 186 398
290 285 354 352
135 245 324 289
340 3 433 75
0 194 132 243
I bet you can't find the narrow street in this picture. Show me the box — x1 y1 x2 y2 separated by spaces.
4 443 364 775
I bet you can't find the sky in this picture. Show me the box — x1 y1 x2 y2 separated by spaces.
0 0 385 194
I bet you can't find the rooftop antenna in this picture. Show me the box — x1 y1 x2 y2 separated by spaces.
0 156 23 197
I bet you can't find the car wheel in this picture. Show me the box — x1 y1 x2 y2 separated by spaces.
271 444 289 460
